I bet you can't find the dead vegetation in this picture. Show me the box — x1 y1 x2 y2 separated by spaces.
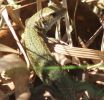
0 0 104 100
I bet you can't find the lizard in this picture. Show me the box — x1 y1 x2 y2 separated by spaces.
24 3 104 100
24 3 76 100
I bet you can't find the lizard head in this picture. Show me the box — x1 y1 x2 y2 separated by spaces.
35 4 66 33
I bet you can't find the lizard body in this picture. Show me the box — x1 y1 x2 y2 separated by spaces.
23 3 104 100
24 4 75 99
24 4 66 80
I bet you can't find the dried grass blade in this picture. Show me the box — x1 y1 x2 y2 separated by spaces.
0 43 19 54
1 7 30 68
54 44 104 60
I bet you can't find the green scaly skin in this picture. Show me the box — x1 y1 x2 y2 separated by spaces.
24 4 76 100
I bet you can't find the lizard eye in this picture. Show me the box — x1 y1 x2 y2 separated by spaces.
51 12 57 17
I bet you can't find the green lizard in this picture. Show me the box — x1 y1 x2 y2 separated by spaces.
24 4 76 100
24 3 104 100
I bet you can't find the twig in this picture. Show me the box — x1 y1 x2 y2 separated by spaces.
62 0 73 46
1 7 30 68
86 26 103 47
55 19 61 40
6 6 24 29
36 0 42 11
13 2 37 11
